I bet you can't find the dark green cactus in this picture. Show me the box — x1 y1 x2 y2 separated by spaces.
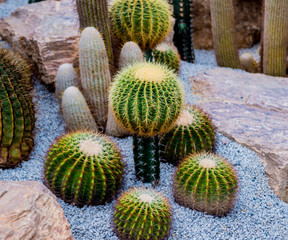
174 152 238 217
160 106 215 165
28 0 45 3
169 0 195 63
0 48 35 168
44 131 124 207
113 188 172 240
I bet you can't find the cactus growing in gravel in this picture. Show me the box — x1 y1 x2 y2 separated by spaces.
113 188 172 240
62 86 98 132
109 0 172 50
44 131 124 207
0 48 35 168
152 43 181 72
79 27 111 131
160 106 215 165
174 152 238 217
119 42 144 70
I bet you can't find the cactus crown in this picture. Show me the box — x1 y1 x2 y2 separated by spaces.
119 41 144 70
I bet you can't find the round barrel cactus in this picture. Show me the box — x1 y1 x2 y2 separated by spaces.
44 132 124 207
113 188 172 240
160 106 215 165
109 0 172 50
173 152 238 217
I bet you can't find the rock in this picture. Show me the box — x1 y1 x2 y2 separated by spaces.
0 0 79 87
0 181 74 240
193 0 263 49
192 68 288 203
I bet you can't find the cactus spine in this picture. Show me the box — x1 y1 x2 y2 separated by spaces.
44 131 124 207
62 86 98 132
79 27 111 131
160 106 215 165
262 0 288 77
0 48 35 168
119 42 144 70
174 152 238 217
210 0 242 69
113 188 172 240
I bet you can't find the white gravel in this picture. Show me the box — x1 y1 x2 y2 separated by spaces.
0 1 288 240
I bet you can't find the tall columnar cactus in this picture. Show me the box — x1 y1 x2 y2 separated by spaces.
110 62 183 183
174 152 238 217
210 0 242 69
109 0 172 50
79 27 111 131
169 0 195 63
44 131 124 207
113 188 172 240
119 42 144 70
55 63 79 101
262 0 288 77
160 106 215 165
62 87 98 132
152 43 181 72
0 48 35 168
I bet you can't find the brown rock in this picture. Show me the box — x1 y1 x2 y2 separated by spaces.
0 0 79 86
192 68 288 203
0 181 74 240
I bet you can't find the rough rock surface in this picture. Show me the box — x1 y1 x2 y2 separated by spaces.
0 181 74 240
192 68 288 202
0 0 79 86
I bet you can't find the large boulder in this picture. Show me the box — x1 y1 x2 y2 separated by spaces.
192 68 288 203
0 181 74 239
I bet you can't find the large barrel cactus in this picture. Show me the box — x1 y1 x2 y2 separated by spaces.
113 188 172 240
174 152 238 217
44 131 124 207
0 48 35 168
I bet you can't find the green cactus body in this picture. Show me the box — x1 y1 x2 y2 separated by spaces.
0 48 35 168
113 188 171 240
44 131 124 207
169 0 195 63
174 152 238 217
79 27 111 131
119 42 144 70
210 0 242 69
263 0 288 77
109 0 172 50
152 43 181 72
240 52 259 73
55 63 79 101
160 106 215 165
61 86 98 132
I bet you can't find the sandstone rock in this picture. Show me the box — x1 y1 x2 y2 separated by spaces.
0 0 79 86
0 181 74 240
192 68 288 203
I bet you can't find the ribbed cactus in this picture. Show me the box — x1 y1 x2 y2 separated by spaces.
62 86 98 132
79 27 111 131
262 0 288 77
240 53 259 73
0 48 35 168
109 0 172 50
44 131 124 207
152 43 181 72
169 0 195 63
113 188 172 240
210 0 242 69
174 152 238 217
55 63 79 101
119 42 144 70
160 106 215 165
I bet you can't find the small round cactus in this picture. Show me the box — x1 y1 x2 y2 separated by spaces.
173 152 238 217
44 131 124 207
109 0 172 50
240 52 259 73
113 188 172 240
160 106 215 165
119 41 144 70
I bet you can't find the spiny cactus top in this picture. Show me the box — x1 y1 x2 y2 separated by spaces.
44 131 124 207
119 41 144 70
110 62 183 137
113 188 172 240
109 0 172 50
0 48 35 168
174 152 238 217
